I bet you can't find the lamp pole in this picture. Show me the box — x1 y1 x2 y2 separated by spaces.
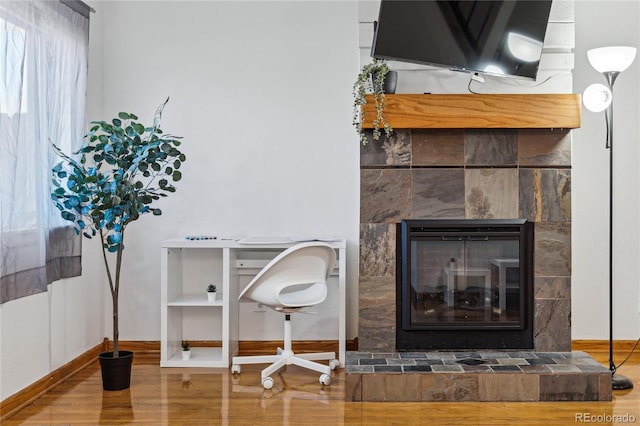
602 71 633 391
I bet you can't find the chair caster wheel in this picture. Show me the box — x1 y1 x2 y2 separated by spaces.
329 359 340 370
319 374 331 386
262 377 274 390
231 365 241 374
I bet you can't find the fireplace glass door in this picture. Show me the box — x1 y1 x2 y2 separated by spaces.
409 236 520 327
398 219 534 349
400 219 533 326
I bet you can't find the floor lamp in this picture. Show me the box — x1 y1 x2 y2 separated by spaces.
583 46 637 391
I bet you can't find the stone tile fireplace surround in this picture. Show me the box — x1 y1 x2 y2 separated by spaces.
348 95 611 402
359 127 572 353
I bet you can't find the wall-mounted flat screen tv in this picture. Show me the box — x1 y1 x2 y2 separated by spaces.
371 0 553 80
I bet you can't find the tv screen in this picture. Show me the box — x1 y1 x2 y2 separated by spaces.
371 0 553 80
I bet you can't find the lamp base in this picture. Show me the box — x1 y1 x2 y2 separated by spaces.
612 373 634 390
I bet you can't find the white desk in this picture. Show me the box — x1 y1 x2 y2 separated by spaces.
160 238 347 368
443 267 492 309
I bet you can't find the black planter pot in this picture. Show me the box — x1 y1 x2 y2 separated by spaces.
372 70 398 94
99 350 134 391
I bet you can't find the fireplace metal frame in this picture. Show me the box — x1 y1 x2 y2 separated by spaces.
396 219 534 350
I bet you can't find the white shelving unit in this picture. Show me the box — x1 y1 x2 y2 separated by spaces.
161 242 238 367
160 238 346 368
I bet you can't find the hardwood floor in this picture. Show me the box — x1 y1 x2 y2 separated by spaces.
4 350 639 425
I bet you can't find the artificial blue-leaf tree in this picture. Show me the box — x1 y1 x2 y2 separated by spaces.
51 98 185 357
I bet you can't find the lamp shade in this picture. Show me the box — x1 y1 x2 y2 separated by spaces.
583 83 612 112
587 46 637 73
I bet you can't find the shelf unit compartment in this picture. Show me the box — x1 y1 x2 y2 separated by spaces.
176 247 224 300
161 246 229 367
166 346 224 364
173 306 223 341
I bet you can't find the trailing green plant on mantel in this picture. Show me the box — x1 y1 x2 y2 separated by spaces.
51 98 185 358
352 58 394 144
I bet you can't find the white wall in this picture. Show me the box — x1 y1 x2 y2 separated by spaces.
0 237 104 402
94 1 360 342
572 0 640 340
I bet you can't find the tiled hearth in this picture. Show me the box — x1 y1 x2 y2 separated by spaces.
345 351 611 402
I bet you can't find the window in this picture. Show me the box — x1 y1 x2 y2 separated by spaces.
0 1 90 303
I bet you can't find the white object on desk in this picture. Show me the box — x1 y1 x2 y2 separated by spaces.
237 236 342 244
238 236 294 244
160 237 347 368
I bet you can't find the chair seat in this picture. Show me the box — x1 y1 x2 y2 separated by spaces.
278 282 326 307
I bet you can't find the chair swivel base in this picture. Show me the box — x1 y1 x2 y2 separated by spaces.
232 348 339 389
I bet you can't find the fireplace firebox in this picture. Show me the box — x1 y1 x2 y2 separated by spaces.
397 219 534 350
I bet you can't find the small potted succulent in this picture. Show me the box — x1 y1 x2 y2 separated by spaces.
181 340 191 360
352 58 396 144
207 284 217 302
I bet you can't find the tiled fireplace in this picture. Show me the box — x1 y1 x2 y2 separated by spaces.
359 128 572 353
349 97 610 402
350 128 613 402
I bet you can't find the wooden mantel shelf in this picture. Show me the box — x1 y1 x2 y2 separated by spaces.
362 94 581 129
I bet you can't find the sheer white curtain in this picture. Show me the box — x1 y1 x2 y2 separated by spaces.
0 1 90 303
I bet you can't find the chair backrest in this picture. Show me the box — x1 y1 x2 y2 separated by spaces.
239 242 337 310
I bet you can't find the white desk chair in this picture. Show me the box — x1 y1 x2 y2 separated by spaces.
231 242 340 389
